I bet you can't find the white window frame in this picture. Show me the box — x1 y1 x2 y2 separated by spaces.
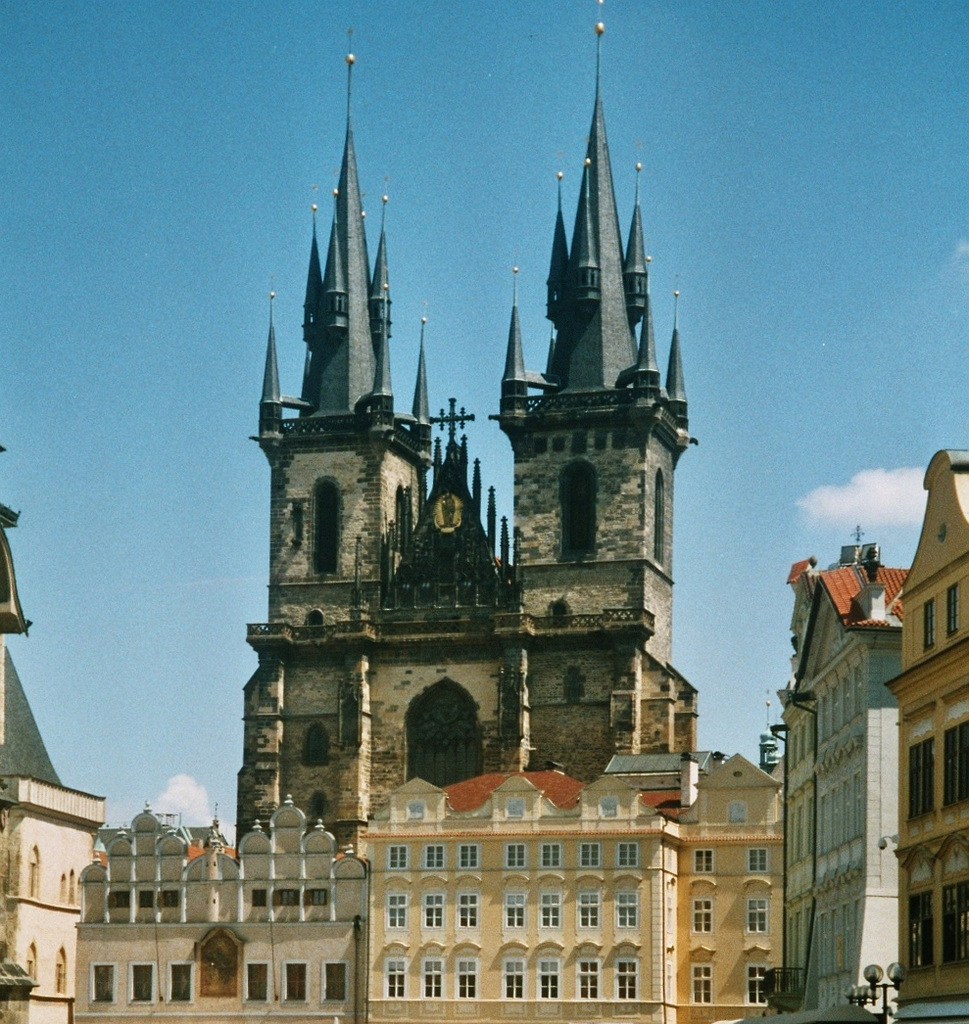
540 890 562 928
747 847 769 873
457 891 480 928
538 958 560 1000
321 961 348 1002
388 844 408 870
579 841 601 868
423 892 444 929
617 841 639 867
616 958 638 1000
282 961 309 1002
540 842 562 868
456 958 478 999
458 843 480 869
692 964 713 1004
577 958 600 999
168 961 194 1002
692 897 713 933
616 890 639 928
385 958 406 999
129 962 155 1003
423 844 445 870
577 890 600 928
504 891 526 928
694 848 714 872
746 897 769 933
503 958 525 999
505 842 526 869
91 963 116 1004
747 963 768 1005
244 961 271 1002
422 958 443 999
387 892 408 929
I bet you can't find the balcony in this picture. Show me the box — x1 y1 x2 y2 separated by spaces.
765 967 804 1012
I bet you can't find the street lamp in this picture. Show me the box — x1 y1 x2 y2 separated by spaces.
845 962 906 1024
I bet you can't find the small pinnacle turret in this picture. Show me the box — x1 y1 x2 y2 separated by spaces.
665 292 688 427
546 172 569 325
622 166 647 329
369 196 391 349
260 293 282 436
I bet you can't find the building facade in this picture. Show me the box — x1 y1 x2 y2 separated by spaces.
75 800 367 1024
889 451 969 1024
237 26 697 845
776 547 904 1012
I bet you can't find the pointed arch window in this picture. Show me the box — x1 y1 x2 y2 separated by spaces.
314 481 340 574
26 944 37 979
653 470 665 563
56 949 68 994
561 462 596 557
303 724 329 766
28 846 40 899
406 681 482 788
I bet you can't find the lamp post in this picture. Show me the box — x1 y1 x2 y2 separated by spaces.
845 962 906 1024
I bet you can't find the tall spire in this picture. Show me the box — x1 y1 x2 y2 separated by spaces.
303 204 323 340
301 48 375 414
546 171 569 324
503 268 526 383
371 285 393 399
546 19 635 390
623 164 648 329
665 290 688 425
412 317 430 425
369 194 391 348
260 291 282 436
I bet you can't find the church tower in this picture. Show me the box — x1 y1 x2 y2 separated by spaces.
497 22 697 768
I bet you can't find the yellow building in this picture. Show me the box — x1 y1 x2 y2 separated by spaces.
365 759 781 1024
889 450 969 1024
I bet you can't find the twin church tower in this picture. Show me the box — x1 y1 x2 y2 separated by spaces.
237 29 697 844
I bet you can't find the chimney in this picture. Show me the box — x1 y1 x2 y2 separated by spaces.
858 543 886 620
680 752 699 808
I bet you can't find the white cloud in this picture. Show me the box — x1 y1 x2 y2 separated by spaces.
954 239 969 261
152 774 212 825
797 467 925 528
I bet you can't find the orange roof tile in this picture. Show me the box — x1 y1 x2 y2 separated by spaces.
819 565 906 627
444 771 584 811
787 558 814 584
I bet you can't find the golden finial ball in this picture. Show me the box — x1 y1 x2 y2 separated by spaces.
361 210 366 218
513 266 519 274
382 194 388 204
346 53 355 65
421 316 427 324
557 170 563 181
646 255 652 264
383 282 389 291
674 289 680 297
311 203 318 212
636 162 642 172
332 188 338 197
595 21 605 35
584 157 591 167
270 290 275 299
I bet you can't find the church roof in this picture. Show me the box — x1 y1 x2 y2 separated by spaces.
1 648 60 785
444 770 584 812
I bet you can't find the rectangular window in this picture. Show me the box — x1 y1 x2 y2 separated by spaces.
388 845 408 870
578 890 600 928
458 844 480 869
306 887 328 906
423 892 444 929
617 891 639 928
246 963 269 1001
386 959 406 999
747 965 767 1005
540 891 561 928
423 844 445 869
694 849 714 872
284 963 307 1002
579 842 601 868
692 964 713 1004
747 897 769 933
942 881 969 963
458 892 479 928
505 797 525 818
948 583 960 635
423 959 443 998
616 959 638 1000
578 960 599 999
910 891 934 966
138 889 154 909
504 960 524 999
539 959 559 999
387 893 407 929
505 843 526 869
909 738 935 817
540 842 562 868
323 962 347 1001
169 963 192 1002
747 848 769 873
131 964 153 1002
274 888 299 906
160 889 179 908
457 959 477 999
109 890 130 908
251 888 267 907
943 721 969 805
924 598 936 648
92 964 115 1003
505 892 526 928
617 841 639 867
693 897 713 932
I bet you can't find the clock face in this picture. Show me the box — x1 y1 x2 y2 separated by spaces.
432 492 463 533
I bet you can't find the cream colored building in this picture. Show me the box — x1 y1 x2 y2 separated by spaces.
889 450 969 1024
75 799 367 1024
365 760 781 1024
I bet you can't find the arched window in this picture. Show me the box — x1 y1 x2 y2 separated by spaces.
314 481 340 574
653 470 665 563
305 608 324 626
56 949 68 994
60 873 68 902
69 870 76 904
309 790 328 821
406 681 482 788
26 944 37 979
28 847 40 899
303 724 329 766
560 462 596 556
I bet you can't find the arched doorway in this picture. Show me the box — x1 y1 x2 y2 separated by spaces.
406 680 482 787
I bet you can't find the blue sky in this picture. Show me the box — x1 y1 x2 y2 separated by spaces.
3 1 968 832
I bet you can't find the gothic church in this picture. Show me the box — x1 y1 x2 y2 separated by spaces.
237 33 697 845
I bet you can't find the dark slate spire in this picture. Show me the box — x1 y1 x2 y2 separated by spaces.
665 290 688 426
412 318 430 425
501 270 527 413
260 291 282 436
369 195 391 348
303 206 323 341
371 288 393 399
623 164 648 329
547 22 636 390
546 171 569 324
301 51 375 414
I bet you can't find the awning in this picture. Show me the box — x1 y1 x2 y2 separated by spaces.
727 1006 879 1024
895 1000 969 1022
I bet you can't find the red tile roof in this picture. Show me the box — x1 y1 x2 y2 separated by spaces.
787 558 814 584
444 771 584 812
820 565 906 627
639 789 684 818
